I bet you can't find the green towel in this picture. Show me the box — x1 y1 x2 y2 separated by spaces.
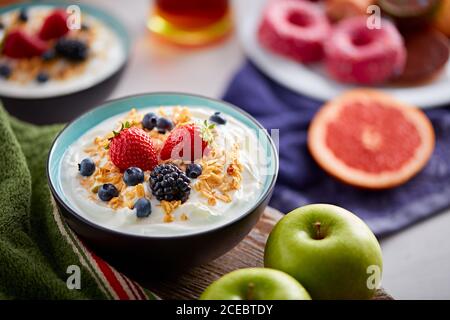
0 104 155 300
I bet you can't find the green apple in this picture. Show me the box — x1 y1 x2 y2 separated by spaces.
264 204 382 300
199 268 311 300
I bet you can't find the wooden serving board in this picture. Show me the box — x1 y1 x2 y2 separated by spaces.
149 207 393 300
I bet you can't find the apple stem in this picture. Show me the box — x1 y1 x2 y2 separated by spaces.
314 222 323 240
246 282 255 300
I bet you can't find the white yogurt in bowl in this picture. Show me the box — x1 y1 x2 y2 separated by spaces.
0 4 127 98
60 106 266 236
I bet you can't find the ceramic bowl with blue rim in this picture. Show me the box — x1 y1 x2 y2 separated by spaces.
47 93 278 277
0 1 130 124
0 1 130 99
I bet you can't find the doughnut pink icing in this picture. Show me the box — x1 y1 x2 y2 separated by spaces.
325 16 406 85
258 0 331 63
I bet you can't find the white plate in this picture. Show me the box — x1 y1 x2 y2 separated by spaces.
236 0 450 108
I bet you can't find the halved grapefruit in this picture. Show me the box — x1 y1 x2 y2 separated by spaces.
308 90 435 189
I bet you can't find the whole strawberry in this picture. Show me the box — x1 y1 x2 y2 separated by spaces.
38 10 69 40
160 122 213 161
108 124 158 171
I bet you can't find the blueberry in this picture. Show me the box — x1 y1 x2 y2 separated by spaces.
36 72 49 83
142 112 158 130
81 23 90 31
0 64 11 79
123 167 145 186
134 198 152 218
0 21 4 29
18 9 28 22
209 112 227 125
42 50 56 61
98 183 119 201
186 163 202 179
78 158 95 176
156 117 174 134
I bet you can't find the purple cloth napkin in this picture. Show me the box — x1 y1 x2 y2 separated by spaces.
223 61 450 237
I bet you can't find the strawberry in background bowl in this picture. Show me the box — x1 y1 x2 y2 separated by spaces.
37 9 69 40
2 29 47 59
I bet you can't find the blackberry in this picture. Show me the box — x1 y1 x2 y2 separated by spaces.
150 164 191 203
55 38 88 61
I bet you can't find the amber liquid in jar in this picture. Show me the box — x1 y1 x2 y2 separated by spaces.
148 0 232 46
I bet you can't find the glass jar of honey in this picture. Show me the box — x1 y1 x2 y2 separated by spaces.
148 0 232 47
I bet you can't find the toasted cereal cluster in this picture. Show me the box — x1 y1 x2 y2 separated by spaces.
194 143 243 206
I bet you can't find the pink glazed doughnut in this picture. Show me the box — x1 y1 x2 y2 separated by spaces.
258 0 331 63
325 16 406 85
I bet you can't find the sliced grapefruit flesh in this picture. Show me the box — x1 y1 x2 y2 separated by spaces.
308 90 435 189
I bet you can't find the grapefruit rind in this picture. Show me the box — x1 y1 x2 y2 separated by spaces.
308 90 435 189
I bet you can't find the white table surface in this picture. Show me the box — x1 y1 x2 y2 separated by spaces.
82 0 450 299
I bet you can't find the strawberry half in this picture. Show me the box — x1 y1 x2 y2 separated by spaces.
160 122 212 162
108 124 158 171
38 10 69 41
2 29 47 58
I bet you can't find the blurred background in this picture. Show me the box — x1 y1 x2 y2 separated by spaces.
1 0 449 299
